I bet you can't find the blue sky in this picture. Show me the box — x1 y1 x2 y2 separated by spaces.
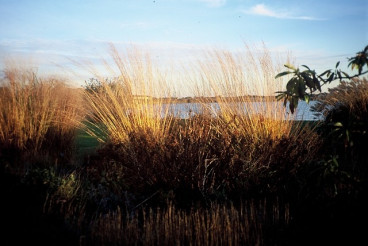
0 0 367 87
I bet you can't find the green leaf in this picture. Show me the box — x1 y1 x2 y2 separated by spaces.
289 96 299 114
301 73 314 89
337 71 342 80
335 61 340 68
275 71 292 79
289 100 295 114
304 94 310 104
313 76 321 92
276 93 286 101
334 122 343 127
301 65 311 70
297 78 306 97
331 156 339 168
286 78 297 93
346 129 350 143
293 96 299 108
319 69 331 77
284 64 296 70
341 71 350 78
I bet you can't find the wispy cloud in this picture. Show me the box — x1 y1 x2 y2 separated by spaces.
246 4 326 21
198 0 226 8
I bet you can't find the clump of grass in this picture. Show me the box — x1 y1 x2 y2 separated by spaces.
24 44 322 245
313 78 368 119
190 44 295 141
83 44 175 145
82 44 320 203
185 44 321 194
0 63 84 164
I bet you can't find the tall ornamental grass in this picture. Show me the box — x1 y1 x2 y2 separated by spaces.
190 44 296 141
0 64 84 163
82 44 320 200
185 44 320 174
39 44 321 245
83 45 175 144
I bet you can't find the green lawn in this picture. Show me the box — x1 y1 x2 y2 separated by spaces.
74 123 103 158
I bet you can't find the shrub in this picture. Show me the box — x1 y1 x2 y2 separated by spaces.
312 78 368 190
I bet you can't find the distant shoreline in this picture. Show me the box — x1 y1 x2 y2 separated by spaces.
141 95 278 104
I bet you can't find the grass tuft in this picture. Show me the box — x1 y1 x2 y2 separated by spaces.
0 63 85 165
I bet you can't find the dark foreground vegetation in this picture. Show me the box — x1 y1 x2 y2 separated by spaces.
1 46 367 245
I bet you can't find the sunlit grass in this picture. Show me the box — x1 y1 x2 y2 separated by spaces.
0 44 323 245
313 78 368 117
83 44 175 144
80 43 320 199
1 42 366 246
0 63 84 160
190 44 296 141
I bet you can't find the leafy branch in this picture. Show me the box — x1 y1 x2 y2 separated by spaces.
275 45 368 113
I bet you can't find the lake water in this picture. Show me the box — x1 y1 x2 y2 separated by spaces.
162 101 322 121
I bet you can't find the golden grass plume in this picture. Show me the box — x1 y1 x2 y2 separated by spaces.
188 43 296 143
83 44 175 144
